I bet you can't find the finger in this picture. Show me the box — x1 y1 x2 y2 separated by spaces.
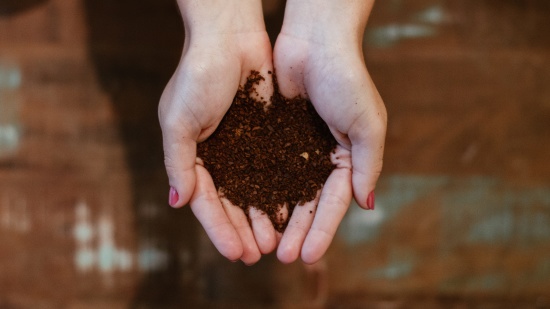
249 208 277 254
162 133 197 208
348 88 386 209
190 165 243 261
277 194 320 264
159 79 199 208
301 164 352 265
220 198 262 265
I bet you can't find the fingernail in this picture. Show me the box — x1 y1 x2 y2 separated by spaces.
169 187 179 207
366 191 375 210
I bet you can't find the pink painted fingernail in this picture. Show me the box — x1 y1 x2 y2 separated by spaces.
169 187 179 207
366 191 375 210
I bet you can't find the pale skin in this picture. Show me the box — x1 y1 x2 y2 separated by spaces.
159 0 386 265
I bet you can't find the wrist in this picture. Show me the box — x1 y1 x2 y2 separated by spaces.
178 0 266 35
281 0 375 45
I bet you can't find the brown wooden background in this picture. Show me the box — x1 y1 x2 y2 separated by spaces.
1 0 549 308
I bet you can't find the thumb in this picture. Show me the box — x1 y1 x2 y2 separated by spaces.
159 83 199 208
162 128 197 208
349 97 386 210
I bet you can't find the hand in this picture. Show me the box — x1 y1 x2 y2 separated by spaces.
159 0 277 265
273 0 387 264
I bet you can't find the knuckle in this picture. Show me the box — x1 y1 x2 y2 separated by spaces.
163 155 178 174
318 192 348 210
198 188 220 205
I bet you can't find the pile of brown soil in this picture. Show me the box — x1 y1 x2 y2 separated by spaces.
197 71 336 232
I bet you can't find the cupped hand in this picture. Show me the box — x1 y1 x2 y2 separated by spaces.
273 16 387 264
159 27 277 265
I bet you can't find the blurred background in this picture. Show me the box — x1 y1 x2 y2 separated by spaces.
1 0 549 308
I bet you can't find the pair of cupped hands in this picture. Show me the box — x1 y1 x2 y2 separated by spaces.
159 0 386 265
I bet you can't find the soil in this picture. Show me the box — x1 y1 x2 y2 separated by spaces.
197 71 336 232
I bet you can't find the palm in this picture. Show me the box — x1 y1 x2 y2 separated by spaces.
159 31 276 264
160 32 273 142
273 33 386 264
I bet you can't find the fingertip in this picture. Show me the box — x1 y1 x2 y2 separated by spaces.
366 191 375 210
211 226 244 263
353 192 370 210
244 259 259 267
301 234 329 265
240 242 262 266
352 174 377 210
351 151 381 210
168 186 181 208
168 176 196 208
168 181 194 208
223 247 244 263
277 242 299 264
301 246 322 265
167 163 197 208
258 237 277 255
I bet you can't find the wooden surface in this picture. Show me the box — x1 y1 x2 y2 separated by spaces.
1 0 549 308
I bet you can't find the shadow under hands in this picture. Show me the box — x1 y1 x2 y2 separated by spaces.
83 0 197 306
